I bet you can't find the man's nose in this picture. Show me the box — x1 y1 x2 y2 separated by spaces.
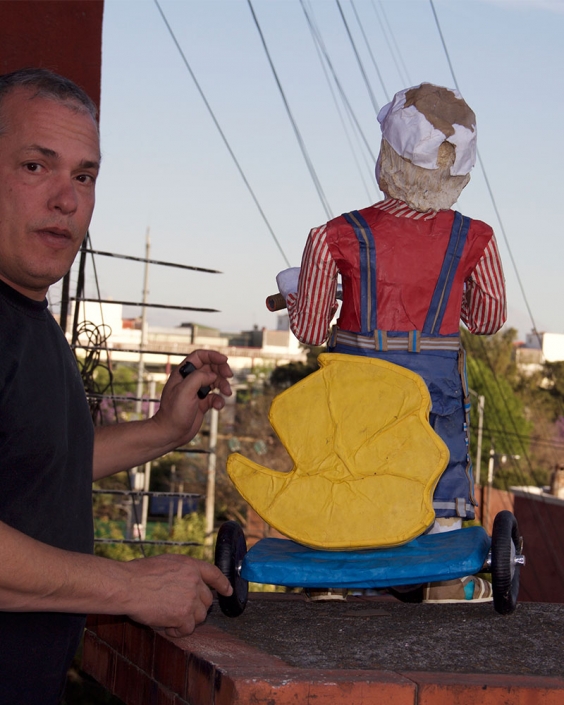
48 176 78 215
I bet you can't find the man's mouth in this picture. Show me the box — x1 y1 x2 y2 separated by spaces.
40 227 73 239
34 227 77 249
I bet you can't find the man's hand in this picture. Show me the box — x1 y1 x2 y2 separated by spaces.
0 521 231 638
93 350 233 480
152 349 233 450
123 554 233 638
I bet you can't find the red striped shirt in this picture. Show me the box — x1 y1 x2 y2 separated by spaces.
287 199 506 345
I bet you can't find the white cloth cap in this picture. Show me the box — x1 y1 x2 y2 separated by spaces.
377 83 476 176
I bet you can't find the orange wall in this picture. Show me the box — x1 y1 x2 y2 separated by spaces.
0 0 104 111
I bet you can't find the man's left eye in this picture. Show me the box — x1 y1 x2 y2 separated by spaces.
76 174 95 184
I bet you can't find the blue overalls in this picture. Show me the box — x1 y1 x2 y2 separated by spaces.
328 210 476 519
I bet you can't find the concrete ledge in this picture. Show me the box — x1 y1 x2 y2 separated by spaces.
83 594 564 704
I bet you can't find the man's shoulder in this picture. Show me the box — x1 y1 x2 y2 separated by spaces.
0 292 67 393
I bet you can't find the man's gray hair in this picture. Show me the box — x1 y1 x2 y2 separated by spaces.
0 67 97 134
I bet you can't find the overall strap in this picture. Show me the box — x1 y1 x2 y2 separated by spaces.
342 210 377 334
423 211 471 336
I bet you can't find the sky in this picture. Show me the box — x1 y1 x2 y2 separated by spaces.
53 0 564 340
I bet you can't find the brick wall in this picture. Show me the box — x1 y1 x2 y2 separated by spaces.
83 600 564 705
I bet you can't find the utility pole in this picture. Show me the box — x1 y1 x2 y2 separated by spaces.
482 442 520 531
204 407 219 560
130 228 151 536
475 394 485 485
176 474 184 521
140 377 157 539
468 389 485 485
483 442 495 532
135 228 151 418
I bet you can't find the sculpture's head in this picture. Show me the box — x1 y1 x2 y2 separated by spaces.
376 83 476 212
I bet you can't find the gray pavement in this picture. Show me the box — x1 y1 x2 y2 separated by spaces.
208 594 564 677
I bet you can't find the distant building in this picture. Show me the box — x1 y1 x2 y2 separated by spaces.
69 301 307 386
515 331 564 376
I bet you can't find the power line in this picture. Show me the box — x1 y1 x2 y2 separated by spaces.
74 298 220 314
468 350 535 475
350 0 390 102
299 0 378 164
471 338 564 594
152 0 291 267
79 238 149 556
428 0 562 587
471 425 564 453
335 0 381 115
373 0 412 87
247 0 333 220
428 0 541 347
301 1 376 202
82 249 221 274
428 1 459 92
467 353 548 597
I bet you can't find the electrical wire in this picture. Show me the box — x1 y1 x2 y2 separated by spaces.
427 0 562 591
335 0 381 116
78 236 149 557
467 355 547 597
74 298 219 314
350 0 390 102
302 0 376 202
82 249 222 274
152 0 291 267
373 0 412 87
471 338 564 596
299 0 378 164
246 0 333 220
429 0 542 347
469 425 564 452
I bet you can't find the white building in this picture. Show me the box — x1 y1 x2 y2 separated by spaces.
516 331 564 376
69 301 307 385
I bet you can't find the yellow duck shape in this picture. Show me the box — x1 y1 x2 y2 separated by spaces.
227 353 449 550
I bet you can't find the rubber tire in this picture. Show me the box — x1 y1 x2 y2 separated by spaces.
214 521 249 617
491 510 521 615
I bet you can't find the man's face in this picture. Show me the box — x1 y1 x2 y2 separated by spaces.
0 88 100 300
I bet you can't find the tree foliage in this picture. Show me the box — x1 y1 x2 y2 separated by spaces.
462 327 518 380
269 344 324 389
462 327 563 490
94 513 206 561
465 354 532 489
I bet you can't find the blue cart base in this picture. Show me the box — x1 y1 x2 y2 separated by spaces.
241 526 491 589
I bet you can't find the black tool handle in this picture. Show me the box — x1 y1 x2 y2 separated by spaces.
178 361 211 399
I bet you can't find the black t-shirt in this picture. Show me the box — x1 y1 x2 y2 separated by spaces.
0 279 94 704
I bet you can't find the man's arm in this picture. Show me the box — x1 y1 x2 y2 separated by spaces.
0 520 232 638
0 349 234 636
93 349 232 480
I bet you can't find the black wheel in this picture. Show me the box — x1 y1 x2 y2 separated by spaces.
491 511 522 615
214 521 249 617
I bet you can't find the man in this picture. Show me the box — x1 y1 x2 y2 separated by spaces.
0 68 233 704
278 83 506 602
